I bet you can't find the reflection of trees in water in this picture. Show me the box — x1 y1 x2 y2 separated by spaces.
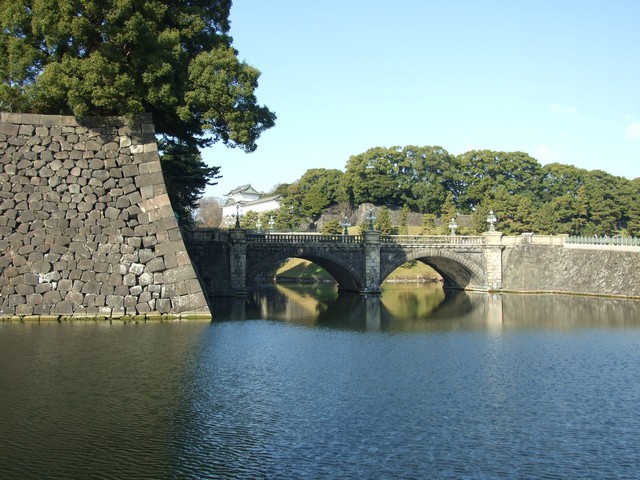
502 294 640 328
381 285 446 319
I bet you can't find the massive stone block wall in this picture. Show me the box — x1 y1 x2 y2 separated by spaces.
0 112 210 319
501 244 640 298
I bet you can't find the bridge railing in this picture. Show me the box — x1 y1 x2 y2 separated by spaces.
247 233 363 244
380 235 485 245
500 234 567 246
182 228 230 241
566 235 640 247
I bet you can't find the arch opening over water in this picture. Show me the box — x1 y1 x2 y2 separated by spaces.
380 249 485 291
246 248 365 292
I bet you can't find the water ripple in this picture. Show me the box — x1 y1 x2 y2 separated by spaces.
1 306 640 479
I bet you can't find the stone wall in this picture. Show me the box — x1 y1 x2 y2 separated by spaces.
0 112 210 320
501 244 640 298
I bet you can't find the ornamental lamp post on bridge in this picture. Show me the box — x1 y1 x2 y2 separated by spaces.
448 217 458 236
342 216 351 236
487 210 497 232
268 215 275 231
234 203 242 228
367 208 376 231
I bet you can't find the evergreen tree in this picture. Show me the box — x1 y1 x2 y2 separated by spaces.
240 210 259 229
439 192 457 234
399 205 409 235
420 213 438 234
159 139 220 226
375 207 394 234
626 179 640 236
321 219 342 234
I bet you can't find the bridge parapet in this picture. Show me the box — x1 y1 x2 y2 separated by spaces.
247 233 363 244
381 235 485 245
566 235 640 247
501 233 566 246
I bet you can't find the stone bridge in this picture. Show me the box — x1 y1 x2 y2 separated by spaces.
184 229 640 299
184 229 510 296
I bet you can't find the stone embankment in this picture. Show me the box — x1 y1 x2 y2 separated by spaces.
0 113 210 320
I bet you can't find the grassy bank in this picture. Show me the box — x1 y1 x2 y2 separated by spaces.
274 259 441 283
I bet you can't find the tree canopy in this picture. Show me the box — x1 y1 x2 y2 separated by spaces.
279 145 638 237
1 0 275 223
341 146 457 212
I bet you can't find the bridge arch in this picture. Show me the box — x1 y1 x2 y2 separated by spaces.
246 245 365 292
380 247 486 290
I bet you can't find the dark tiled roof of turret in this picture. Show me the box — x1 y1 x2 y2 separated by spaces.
224 184 262 196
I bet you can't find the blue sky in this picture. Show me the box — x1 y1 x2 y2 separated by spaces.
203 0 640 198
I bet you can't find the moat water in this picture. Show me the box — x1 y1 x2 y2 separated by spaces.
1 284 639 479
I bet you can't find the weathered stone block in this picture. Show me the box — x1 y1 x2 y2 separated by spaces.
139 291 152 303
129 285 143 296
142 235 157 248
163 265 196 284
106 295 123 308
135 172 164 189
160 283 177 298
15 304 33 315
129 263 144 276
138 249 154 264
163 252 178 269
113 285 129 296
123 273 136 286
81 282 101 294
65 291 83 305
0 123 19 136
171 293 208 313
15 284 35 296
42 290 62 303
146 257 164 273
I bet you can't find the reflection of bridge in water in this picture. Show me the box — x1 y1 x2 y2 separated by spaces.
210 285 494 332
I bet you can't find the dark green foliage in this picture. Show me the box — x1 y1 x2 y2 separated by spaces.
334 144 638 237
375 207 394 234
341 146 457 212
456 150 542 212
626 179 640 236
159 139 220 225
240 210 259 229
420 213 437 234
439 192 457 234
274 198 302 231
399 206 409 235
289 169 344 221
321 219 342 234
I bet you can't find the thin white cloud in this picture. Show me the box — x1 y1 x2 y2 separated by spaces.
625 122 640 141
533 144 557 162
550 103 577 114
